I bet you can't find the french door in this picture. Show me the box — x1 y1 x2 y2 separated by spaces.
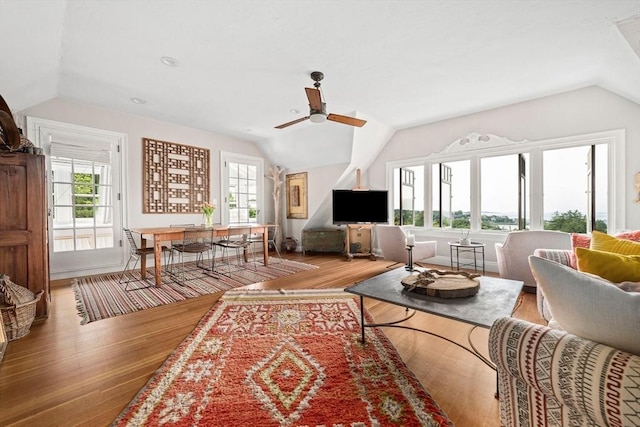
27 117 125 277
220 151 264 225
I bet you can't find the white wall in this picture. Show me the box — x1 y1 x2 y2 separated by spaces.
22 97 271 232
368 86 640 270
282 163 349 245
19 86 640 274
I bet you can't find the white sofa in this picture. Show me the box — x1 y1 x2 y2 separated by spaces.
495 230 571 292
374 224 436 265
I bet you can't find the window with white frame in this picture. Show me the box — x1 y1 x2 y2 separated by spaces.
387 131 624 234
220 152 264 225
479 153 528 231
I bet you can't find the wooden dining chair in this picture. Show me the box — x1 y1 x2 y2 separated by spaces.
119 228 170 290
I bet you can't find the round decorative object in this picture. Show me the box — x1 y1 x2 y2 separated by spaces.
401 269 480 299
282 237 298 252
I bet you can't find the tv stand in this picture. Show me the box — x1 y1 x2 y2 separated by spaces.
345 224 376 261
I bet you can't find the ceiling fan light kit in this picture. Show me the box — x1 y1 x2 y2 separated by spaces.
275 71 366 129
309 113 326 123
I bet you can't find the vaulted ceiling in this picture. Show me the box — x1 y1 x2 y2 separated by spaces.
1 0 638 168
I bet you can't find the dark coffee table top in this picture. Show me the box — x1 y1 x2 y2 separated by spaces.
345 267 523 328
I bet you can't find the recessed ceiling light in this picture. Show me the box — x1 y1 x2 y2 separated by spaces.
160 56 180 67
290 108 300 114
130 97 147 104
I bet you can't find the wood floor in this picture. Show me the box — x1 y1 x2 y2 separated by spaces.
0 253 543 427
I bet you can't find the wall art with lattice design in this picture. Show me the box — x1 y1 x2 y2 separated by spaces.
142 138 210 213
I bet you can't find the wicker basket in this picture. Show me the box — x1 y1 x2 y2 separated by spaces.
0 274 43 341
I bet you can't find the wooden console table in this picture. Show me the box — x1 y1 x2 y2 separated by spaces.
302 229 345 255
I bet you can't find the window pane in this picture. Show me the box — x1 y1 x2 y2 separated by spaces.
434 160 471 228
52 228 74 252
393 166 424 226
431 165 440 227
51 154 115 252
226 159 260 224
229 162 238 177
595 144 608 233
543 145 601 233
248 165 257 179
481 155 519 231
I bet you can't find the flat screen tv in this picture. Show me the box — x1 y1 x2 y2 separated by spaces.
332 189 389 224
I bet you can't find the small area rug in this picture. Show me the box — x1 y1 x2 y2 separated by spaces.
72 258 317 324
111 289 453 426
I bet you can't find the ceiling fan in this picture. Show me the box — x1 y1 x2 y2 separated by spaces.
275 71 367 129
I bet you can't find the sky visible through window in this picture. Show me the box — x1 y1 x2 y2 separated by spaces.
401 144 607 224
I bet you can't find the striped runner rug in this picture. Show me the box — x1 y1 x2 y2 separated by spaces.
72 258 317 324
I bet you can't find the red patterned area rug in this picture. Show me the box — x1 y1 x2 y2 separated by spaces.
72 258 317 324
111 289 453 426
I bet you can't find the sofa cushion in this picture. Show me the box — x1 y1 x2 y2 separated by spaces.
590 230 640 255
575 247 640 283
616 229 640 241
571 233 591 250
571 230 640 250
528 255 640 355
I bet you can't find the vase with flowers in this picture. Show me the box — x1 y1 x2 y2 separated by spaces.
202 201 215 227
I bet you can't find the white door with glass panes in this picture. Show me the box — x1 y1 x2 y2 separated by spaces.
27 117 125 276
220 151 264 225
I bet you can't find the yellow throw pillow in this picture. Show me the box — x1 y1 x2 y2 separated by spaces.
590 230 640 255
576 247 640 283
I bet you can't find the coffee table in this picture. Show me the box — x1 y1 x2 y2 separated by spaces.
344 267 523 369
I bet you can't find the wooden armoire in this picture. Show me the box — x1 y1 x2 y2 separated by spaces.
0 152 50 319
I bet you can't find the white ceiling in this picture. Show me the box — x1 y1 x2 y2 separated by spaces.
1 0 639 166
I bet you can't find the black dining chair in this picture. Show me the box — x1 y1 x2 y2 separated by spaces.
211 226 253 276
246 224 282 265
168 226 213 284
119 228 170 290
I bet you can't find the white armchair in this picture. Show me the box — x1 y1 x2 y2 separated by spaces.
495 230 571 292
375 225 437 265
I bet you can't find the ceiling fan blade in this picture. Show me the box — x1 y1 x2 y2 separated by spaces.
305 88 323 111
327 114 367 127
275 116 310 129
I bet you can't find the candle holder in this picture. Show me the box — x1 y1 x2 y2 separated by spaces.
405 244 415 271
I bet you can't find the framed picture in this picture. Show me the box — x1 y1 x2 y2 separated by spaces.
286 172 308 219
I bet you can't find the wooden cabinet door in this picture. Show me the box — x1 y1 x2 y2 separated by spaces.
0 152 50 318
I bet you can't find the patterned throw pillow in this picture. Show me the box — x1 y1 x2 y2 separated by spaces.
575 247 640 283
529 255 640 355
571 233 591 249
616 229 640 242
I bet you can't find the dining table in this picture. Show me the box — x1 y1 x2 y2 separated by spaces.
130 224 272 287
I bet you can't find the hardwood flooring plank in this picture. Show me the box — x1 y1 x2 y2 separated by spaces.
0 254 540 426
